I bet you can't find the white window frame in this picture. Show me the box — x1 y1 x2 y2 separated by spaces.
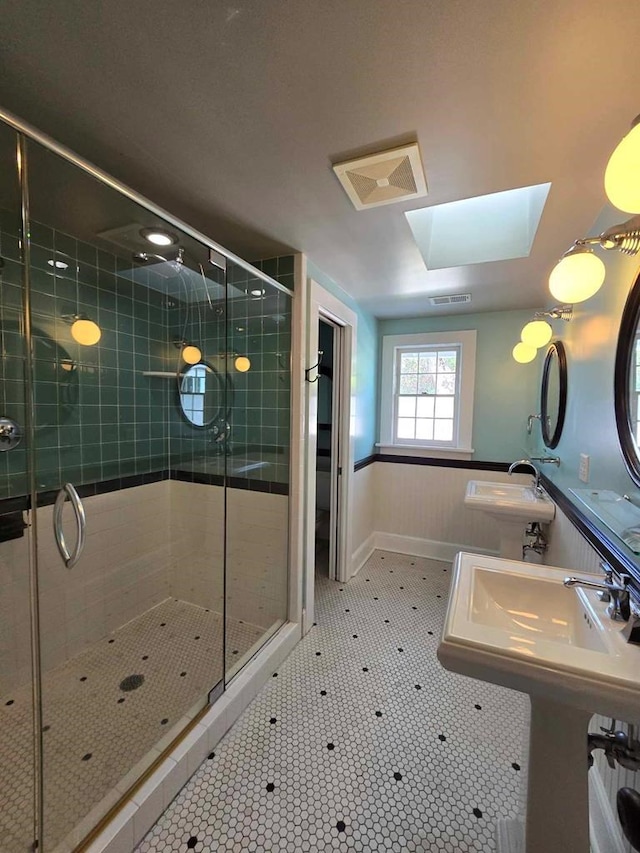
378 330 477 459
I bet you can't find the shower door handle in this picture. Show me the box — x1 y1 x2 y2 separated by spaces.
53 483 87 568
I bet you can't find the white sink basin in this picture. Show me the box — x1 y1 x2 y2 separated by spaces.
438 553 640 853
440 552 637 718
465 480 556 523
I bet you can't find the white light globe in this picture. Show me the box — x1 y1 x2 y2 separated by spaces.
605 120 640 214
234 356 251 372
512 342 537 364
521 320 552 349
549 249 605 304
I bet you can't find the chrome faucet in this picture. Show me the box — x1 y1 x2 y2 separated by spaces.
563 570 632 622
508 459 542 493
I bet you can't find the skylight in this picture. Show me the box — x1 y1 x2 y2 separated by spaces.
405 183 551 270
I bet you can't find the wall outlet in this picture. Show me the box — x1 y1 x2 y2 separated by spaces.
579 453 590 483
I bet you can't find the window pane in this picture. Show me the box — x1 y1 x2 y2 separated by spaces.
418 374 436 395
400 353 418 373
398 396 416 417
438 351 457 372
400 374 418 394
434 396 454 418
434 419 454 441
415 419 434 440
419 353 437 373
416 396 435 418
397 418 415 439
436 374 456 395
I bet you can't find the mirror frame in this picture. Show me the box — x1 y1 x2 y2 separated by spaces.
540 340 567 450
614 271 640 485
177 361 227 429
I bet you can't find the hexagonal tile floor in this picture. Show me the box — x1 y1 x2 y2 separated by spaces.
0 598 265 853
137 551 529 852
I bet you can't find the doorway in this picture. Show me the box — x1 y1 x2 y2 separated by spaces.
303 279 357 634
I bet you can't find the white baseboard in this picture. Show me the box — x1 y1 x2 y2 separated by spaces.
350 533 376 577
373 531 497 564
589 763 626 853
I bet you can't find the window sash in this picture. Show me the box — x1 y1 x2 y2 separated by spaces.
392 344 461 446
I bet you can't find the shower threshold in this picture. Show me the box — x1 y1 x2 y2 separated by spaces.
0 598 267 853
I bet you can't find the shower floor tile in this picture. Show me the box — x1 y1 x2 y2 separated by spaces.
0 598 265 853
137 551 529 852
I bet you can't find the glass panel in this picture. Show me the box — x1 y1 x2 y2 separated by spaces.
415 419 434 440
400 352 418 373
27 139 225 850
434 396 455 419
397 418 415 439
397 396 416 418
438 350 457 372
418 373 436 395
416 396 435 418
0 123 37 853
434 419 454 441
224 261 290 680
418 352 436 373
436 373 456 395
399 374 418 394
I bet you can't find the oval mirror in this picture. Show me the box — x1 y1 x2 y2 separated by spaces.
540 341 567 449
179 363 224 428
615 272 640 484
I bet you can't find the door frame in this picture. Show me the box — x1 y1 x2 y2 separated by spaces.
303 278 357 634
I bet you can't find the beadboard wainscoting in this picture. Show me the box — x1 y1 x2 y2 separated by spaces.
349 461 530 575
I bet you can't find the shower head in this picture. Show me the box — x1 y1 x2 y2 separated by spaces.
132 247 184 269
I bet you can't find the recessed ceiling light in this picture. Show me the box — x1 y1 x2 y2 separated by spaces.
235 326 245 332
140 227 177 247
249 287 265 297
47 259 68 270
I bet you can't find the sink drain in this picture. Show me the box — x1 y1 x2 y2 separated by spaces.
119 673 145 692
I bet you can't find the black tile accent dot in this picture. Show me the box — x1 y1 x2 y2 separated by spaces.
80 676 87 682
336 821 346 833
186 837 198 849
142 655 149 660
415 684 422 690
362 667 369 672
272 673 278 677
120 673 145 692
180 672 187 677
393 771 403 781
384 619 390 623
374 597 379 600
161 718 168 725
42 725 50 732
400 586 404 589
427 631 433 636
117 698 125 704
475 704 482 710
270 717 277 724
375 711 383 717
438 734 447 742
315 651 321 656
5 700 14 706
207 752 216 760
345 609 350 612
412 606 417 610
320 690 327 696
266 783 275 792
108 639 114 644
397 648 404 653
352 634 358 638
327 743 335 750
81 753 92 761
512 762 521 771
160 623 166 627
194 636 200 640
473 807 483 819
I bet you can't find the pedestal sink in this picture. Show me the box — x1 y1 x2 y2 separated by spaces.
464 480 556 559
438 553 640 853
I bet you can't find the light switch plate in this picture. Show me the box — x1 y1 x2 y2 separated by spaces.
579 454 590 483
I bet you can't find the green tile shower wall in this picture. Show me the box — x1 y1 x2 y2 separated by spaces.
167 257 292 483
0 214 171 498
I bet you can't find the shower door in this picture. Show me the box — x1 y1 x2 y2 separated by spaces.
25 139 227 851
0 123 38 853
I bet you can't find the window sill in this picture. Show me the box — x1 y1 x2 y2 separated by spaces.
375 443 474 461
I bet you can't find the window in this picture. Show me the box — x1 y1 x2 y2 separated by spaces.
379 330 476 457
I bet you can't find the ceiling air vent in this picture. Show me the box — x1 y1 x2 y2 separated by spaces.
332 143 428 210
429 294 472 306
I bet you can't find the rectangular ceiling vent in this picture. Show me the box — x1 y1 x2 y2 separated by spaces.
332 143 428 210
429 293 472 306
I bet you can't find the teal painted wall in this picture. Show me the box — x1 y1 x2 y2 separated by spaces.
528 204 640 525
379 310 540 462
307 261 378 461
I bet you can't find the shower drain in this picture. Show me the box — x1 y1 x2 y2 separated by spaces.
119 674 145 692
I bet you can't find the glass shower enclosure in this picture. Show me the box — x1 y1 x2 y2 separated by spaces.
0 113 291 852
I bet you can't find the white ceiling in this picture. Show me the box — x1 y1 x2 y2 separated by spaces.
1 0 640 318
